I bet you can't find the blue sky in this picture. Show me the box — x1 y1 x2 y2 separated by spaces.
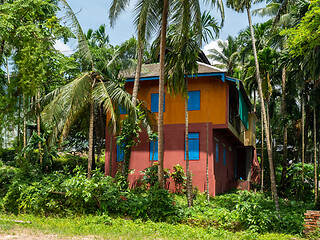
56 0 269 56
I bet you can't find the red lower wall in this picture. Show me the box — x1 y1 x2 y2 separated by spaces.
105 123 253 196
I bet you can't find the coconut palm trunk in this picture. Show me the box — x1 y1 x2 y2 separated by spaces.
261 108 264 192
88 99 94 179
37 91 42 165
185 77 193 207
23 94 26 159
109 133 113 176
132 44 143 107
301 91 305 197
206 122 210 202
158 0 169 189
246 6 279 211
314 95 317 201
280 67 288 193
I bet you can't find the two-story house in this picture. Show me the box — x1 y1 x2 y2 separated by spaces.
105 60 260 196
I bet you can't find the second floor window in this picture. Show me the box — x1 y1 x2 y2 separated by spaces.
188 91 200 111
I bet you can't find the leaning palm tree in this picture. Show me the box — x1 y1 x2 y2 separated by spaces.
42 0 135 178
227 0 280 211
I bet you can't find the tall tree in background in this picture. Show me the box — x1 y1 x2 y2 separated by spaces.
208 35 239 76
42 1 135 178
227 0 280 211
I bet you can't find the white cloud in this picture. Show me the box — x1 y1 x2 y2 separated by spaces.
54 40 74 56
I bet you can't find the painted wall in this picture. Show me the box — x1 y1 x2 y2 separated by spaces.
124 76 228 126
105 123 219 195
213 130 236 194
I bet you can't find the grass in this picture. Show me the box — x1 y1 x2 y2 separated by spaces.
0 212 304 240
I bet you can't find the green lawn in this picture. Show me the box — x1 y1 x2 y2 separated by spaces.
0 213 304 240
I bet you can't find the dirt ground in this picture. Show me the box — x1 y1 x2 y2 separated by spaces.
0 229 101 240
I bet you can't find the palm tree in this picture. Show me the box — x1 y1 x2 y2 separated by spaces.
42 0 135 178
208 35 239 76
165 10 220 206
109 0 158 107
227 0 280 211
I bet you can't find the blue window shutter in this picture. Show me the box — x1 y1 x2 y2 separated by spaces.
185 132 199 160
223 148 226 165
150 140 158 160
119 106 126 114
188 91 200 111
151 93 158 112
117 143 124 161
216 143 219 162
151 93 165 113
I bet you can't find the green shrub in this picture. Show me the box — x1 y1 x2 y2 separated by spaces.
51 154 104 174
0 161 16 198
140 162 170 187
171 164 186 194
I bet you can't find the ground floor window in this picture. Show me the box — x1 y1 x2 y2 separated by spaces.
149 140 158 161
117 143 124 161
185 132 199 160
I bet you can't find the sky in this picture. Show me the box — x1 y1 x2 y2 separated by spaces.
56 0 269 58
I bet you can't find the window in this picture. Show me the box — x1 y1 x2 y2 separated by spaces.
223 148 226 165
151 93 165 112
185 132 199 160
188 91 200 111
117 143 124 161
149 140 158 161
215 143 219 162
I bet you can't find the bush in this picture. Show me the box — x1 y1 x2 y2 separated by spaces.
51 154 104 173
0 161 16 198
140 162 170 187
171 164 186 194
0 148 16 166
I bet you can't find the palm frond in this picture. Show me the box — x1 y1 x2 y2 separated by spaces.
59 0 94 69
42 73 92 145
93 80 136 132
109 0 131 27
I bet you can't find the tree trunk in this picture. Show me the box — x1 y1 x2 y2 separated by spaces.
247 7 279 211
37 91 42 165
132 44 143 107
314 86 317 201
206 122 210 202
302 91 305 197
280 67 288 194
6 57 10 85
109 133 113 176
185 78 193 207
253 91 256 112
23 94 26 159
261 109 264 192
158 0 169 189
151 140 155 166
88 100 94 179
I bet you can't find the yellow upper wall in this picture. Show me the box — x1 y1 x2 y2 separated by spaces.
125 76 228 125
